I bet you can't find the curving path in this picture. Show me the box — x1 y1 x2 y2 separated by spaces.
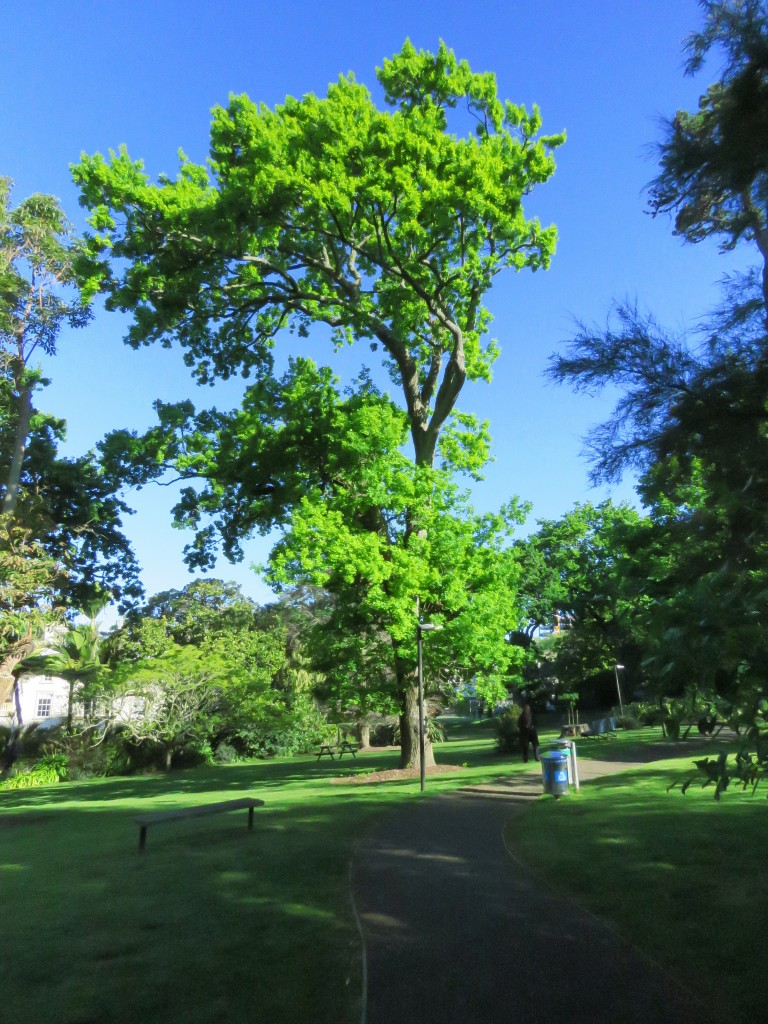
350 759 725 1024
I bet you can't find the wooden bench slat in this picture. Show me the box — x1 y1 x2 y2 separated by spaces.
135 797 264 851
135 797 263 826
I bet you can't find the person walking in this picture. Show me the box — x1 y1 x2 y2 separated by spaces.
518 703 539 762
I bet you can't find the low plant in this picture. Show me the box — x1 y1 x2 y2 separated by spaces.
670 709 768 800
615 715 640 730
213 742 242 764
0 752 68 790
494 706 522 754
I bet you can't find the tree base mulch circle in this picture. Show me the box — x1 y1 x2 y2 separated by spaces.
331 765 464 784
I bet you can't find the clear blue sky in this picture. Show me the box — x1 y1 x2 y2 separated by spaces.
1 0 743 608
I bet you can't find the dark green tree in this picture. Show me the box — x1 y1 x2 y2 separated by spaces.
548 1 768 727
0 178 91 516
513 501 649 699
0 364 142 610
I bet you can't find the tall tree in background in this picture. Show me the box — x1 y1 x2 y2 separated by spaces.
513 501 649 696
0 178 90 516
0 179 141 612
74 42 562 768
549 1 768 705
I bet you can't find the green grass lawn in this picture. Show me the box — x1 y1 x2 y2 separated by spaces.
507 744 768 1024
2 723 761 1024
0 734 527 1024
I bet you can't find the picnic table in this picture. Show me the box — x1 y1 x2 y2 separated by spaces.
315 741 359 760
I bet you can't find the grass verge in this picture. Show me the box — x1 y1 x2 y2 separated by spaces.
506 754 768 1024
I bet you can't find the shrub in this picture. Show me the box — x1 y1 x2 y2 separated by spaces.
213 742 242 764
495 706 523 754
391 716 446 747
230 694 334 758
172 741 215 769
12 723 48 759
39 753 68 779
615 715 640 730
0 752 68 791
0 724 12 761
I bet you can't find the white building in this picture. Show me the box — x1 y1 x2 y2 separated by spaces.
4 670 71 727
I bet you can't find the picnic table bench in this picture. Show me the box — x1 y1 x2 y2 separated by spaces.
315 741 358 761
559 722 592 738
681 718 726 739
134 796 264 851
567 717 619 740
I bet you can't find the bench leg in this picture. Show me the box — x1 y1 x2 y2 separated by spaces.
139 825 147 852
248 805 254 831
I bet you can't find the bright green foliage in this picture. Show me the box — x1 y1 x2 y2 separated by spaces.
73 40 562 466
265 427 528 717
0 759 63 790
102 362 527 763
74 43 560 767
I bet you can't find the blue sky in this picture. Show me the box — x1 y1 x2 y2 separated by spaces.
1 0 744 609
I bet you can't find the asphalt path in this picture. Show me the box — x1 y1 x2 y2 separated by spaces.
350 757 726 1024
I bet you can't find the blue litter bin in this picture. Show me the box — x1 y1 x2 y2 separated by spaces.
541 750 569 797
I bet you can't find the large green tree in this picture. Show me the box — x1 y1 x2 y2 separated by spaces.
74 42 562 768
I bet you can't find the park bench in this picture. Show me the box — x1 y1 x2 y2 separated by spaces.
315 740 358 761
134 796 264 851
581 717 619 739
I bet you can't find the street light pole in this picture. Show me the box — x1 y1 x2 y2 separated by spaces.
417 624 425 793
416 621 443 794
614 664 625 718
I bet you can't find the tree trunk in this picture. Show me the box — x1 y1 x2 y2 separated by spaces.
358 721 371 749
164 747 173 771
2 382 33 518
66 681 75 732
399 678 436 770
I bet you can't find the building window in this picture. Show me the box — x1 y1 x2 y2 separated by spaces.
36 695 53 718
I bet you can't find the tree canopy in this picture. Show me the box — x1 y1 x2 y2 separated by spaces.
73 41 562 467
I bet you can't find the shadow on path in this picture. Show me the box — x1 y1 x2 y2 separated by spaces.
351 762 724 1024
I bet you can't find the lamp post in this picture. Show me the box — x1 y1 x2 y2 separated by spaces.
417 622 443 793
614 664 625 718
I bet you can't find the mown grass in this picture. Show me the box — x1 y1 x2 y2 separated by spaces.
2 722 758 1024
507 749 768 1024
0 734 528 1024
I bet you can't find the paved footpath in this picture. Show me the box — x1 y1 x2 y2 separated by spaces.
351 758 726 1024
